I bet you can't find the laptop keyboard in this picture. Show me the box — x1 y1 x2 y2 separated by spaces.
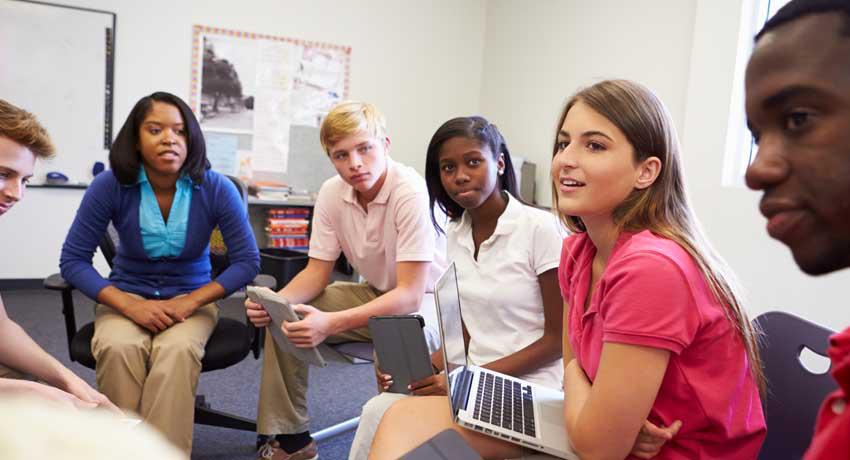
472 372 536 437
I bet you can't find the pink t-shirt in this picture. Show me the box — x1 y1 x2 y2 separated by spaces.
559 230 765 459
308 159 446 292
804 326 850 460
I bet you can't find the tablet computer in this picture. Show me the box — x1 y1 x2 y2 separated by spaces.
369 315 433 394
246 286 327 367
400 429 482 460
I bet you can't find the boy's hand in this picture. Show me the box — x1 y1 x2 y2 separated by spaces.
283 304 335 347
244 298 271 327
62 375 124 416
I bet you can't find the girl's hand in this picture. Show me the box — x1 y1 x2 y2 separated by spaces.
375 367 393 392
631 419 682 459
409 373 448 396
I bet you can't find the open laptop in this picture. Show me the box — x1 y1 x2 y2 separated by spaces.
434 263 577 459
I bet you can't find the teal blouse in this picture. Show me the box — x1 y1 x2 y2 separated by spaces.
137 168 193 259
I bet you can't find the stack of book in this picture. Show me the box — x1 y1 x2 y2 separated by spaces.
255 182 292 201
265 207 310 250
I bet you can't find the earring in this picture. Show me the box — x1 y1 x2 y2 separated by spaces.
498 169 504 176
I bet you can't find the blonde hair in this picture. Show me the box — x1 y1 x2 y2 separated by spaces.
552 79 764 392
0 99 55 158
0 396 183 460
319 101 387 154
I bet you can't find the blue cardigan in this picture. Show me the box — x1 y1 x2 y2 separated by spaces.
60 170 260 301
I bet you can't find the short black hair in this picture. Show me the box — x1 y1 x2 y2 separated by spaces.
424 116 520 233
109 91 209 185
756 0 850 41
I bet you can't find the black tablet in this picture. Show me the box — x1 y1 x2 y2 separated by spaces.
400 429 482 460
368 314 434 394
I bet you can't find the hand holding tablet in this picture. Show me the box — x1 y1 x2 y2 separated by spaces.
246 286 328 367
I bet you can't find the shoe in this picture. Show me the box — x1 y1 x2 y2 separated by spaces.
257 439 318 460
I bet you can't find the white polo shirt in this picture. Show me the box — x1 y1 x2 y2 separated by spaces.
309 159 447 293
448 193 564 388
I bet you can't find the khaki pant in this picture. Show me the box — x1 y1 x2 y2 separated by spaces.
257 281 380 434
91 299 218 454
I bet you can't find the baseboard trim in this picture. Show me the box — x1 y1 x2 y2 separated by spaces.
0 279 45 290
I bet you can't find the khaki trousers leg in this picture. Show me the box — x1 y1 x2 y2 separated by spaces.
257 281 379 435
91 300 218 455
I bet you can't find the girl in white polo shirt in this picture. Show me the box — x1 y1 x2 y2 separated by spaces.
349 116 564 460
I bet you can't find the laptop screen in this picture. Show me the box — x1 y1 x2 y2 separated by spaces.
434 262 469 415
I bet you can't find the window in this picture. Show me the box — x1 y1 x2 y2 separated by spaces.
722 0 791 187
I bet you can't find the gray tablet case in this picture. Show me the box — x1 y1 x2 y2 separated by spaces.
369 315 433 394
400 429 482 460
246 286 327 367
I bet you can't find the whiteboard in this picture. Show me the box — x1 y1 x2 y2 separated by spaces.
0 0 115 185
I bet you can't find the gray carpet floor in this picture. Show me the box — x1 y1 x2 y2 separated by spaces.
2 288 379 460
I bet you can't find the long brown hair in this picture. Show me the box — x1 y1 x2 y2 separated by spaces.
552 79 764 392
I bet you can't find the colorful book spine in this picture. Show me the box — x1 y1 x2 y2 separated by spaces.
265 207 310 250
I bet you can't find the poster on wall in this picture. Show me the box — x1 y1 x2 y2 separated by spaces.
190 25 351 175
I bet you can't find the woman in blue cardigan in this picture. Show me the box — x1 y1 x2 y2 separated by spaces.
60 92 259 454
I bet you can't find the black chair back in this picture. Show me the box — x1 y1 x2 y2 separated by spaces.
99 224 119 269
755 311 838 460
208 175 248 277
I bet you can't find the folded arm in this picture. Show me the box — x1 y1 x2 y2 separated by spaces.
564 342 670 460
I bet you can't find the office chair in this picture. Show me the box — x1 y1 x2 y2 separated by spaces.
43 175 275 432
754 311 838 460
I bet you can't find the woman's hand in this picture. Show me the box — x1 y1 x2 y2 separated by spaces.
409 373 448 396
160 296 198 322
124 299 175 333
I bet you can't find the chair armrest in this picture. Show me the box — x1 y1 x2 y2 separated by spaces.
43 273 71 291
43 273 80 362
242 275 275 360
252 274 276 289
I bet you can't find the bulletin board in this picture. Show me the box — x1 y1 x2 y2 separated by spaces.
189 25 351 194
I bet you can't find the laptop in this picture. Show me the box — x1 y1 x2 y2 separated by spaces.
434 263 577 459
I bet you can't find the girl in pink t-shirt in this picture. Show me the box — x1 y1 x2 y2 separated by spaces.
553 79 765 459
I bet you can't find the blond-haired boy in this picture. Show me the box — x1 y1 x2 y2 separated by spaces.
245 101 446 459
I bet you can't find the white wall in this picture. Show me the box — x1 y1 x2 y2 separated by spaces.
479 0 850 331
6 0 850 333
0 0 486 279
679 0 850 330
479 0 698 206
